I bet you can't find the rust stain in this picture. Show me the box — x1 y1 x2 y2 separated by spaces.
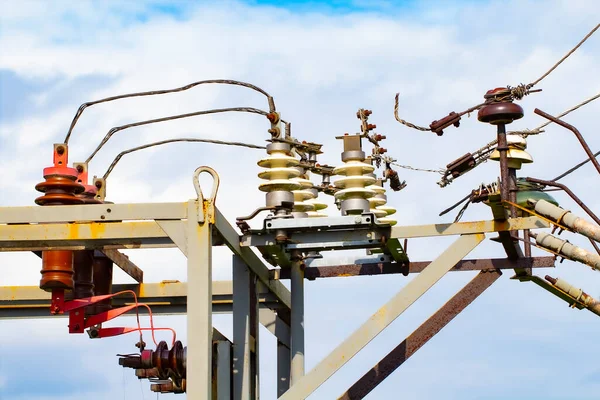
88 222 106 239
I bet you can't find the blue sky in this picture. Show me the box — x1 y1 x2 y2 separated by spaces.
1 0 600 399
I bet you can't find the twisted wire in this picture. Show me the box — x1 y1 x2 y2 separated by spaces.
394 23 599 133
85 107 269 163
390 161 444 175
103 138 265 180
64 79 275 143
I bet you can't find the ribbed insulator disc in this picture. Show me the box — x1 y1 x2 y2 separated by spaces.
293 189 315 201
258 167 302 180
334 175 377 189
259 180 303 192
377 205 397 216
378 217 397 226
333 161 375 176
307 198 328 210
334 187 376 200
257 154 299 168
369 197 387 207
370 207 388 218
294 202 316 212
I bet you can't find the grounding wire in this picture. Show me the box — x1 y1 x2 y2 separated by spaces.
85 106 270 163
102 138 266 180
64 79 276 144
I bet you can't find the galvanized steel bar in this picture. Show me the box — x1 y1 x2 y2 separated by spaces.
338 269 502 399
390 216 547 239
290 255 305 384
0 202 188 223
215 207 292 318
186 199 213 398
233 255 259 400
100 249 143 283
279 233 485 400
0 221 172 250
278 339 291 396
0 281 282 318
215 340 232 400
271 256 554 279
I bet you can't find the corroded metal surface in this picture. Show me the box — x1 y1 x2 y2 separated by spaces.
272 256 553 279
338 269 501 399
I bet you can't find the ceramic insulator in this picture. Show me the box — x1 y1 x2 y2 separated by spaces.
257 143 302 208
366 176 397 226
333 160 376 215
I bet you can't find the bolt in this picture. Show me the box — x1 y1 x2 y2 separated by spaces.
56 146 65 155
367 124 377 130
76 165 84 173
354 216 362 224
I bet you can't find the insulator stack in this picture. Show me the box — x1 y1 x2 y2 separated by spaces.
306 187 328 218
333 134 376 215
35 144 84 292
258 142 301 212
489 134 533 169
291 167 316 218
367 176 397 226
120 340 186 393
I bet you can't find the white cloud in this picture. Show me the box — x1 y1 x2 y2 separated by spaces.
0 0 599 399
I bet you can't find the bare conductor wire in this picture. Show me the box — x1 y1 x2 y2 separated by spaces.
64 79 276 144
85 106 270 163
102 138 266 180
394 23 599 133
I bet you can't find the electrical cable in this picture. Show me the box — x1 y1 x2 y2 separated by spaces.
394 23 599 132
553 149 600 181
64 79 276 143
103 138 266 180
85 106 269 163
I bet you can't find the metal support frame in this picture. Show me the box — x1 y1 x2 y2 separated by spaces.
338 269 502 399
279 233 485 399
290 255 305 385
233 255 260 400
0 191 558 398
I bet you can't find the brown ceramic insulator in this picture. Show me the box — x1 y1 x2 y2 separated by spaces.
91 254 113 314
477 102 524 125
477 88 524 125
169 341 186 377
40 250 75 291
35 167 85 206
73 250 95 299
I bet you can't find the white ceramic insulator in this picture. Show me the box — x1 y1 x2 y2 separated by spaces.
258 151 302 193
367 184 387 218
291 176 316 212
306 189 328 218
333 161 376 201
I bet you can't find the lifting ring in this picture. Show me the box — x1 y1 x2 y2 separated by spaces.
193 166 220 205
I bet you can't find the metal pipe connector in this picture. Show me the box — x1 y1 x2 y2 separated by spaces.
535 232 600 271
534 199 600 243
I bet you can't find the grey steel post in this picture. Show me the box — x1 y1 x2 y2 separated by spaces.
233 255 259 400
215 340 232 400
338 269 502 399
280 233 485 399
186 199 213 399
290 251 305 385
278 332 291 397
